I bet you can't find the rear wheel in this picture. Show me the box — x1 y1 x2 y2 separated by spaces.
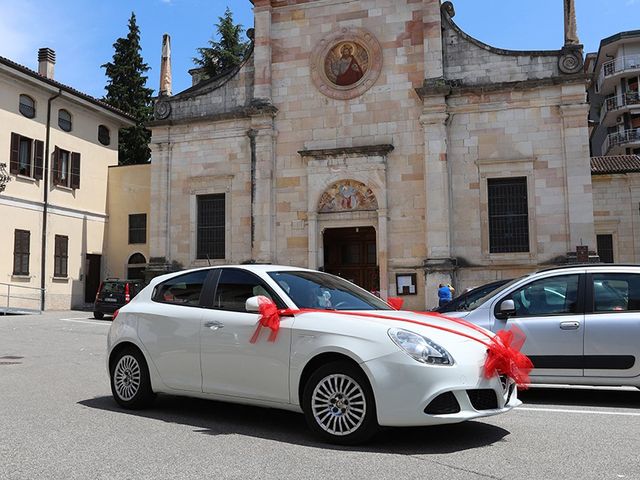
110 347 155 409
93 311 104 320
302 361 378 445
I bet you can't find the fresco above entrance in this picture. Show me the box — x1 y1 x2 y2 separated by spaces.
318 180 378 213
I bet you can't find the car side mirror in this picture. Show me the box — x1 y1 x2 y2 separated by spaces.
245 296 261 313
496 299 516 320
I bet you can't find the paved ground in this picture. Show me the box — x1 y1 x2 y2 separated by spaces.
1 311 639 480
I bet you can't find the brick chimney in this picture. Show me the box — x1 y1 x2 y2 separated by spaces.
38 48 56 79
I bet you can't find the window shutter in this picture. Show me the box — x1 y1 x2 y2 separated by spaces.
33 140 44 180
52 147 60 185
10 133 20 174
70 152 81 189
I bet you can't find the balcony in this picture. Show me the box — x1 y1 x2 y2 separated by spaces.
599 91 640 125
597 54 640 92
603 128 640 155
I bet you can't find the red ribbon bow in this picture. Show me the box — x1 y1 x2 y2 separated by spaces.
387 297 404 310
483 327 533 388
249 296 283 344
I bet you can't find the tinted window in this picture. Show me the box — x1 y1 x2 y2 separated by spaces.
102 282 125 294
213 269 281 312
592 273 640 312
507 274 579 317
268 271 391 311
153 270 208 306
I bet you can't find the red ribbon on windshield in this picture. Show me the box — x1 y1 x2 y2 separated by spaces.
248 296 533 387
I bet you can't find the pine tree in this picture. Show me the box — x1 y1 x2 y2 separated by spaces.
193 7 249 79
102 12 154 165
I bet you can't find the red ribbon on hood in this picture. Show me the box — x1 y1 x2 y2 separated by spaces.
248 297 532 387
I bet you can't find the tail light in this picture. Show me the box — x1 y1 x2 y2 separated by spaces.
112 309 119 321
95 281 103 301
125 283 131 303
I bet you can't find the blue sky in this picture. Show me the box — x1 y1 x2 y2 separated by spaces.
1 0 638 99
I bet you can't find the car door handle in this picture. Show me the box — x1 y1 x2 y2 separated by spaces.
204 321 224 330
559 321 580 330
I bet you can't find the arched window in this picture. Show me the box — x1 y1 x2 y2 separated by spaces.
98 125 110 146
58 109 72 132
127 253 146 280
19 95 36 118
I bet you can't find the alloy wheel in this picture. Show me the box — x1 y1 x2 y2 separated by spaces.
113 354 141 401
311 373 366 436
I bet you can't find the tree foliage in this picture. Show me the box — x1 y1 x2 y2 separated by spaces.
193 7 250 80
102 12 154 165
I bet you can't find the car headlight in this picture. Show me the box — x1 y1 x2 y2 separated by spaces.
388 328 454 366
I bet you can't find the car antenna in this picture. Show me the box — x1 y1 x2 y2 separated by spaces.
206 255 212 266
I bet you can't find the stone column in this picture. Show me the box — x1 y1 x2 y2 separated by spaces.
420 95 454 308
560 98 596 252
253 0 272 103
159 34 172 96
564 0 580 46
377 209 389 300
249 111 277 262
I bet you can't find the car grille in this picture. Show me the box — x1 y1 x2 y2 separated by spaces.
424 391 461 415
467 389 498 410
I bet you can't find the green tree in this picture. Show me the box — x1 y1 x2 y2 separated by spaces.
193 7 249 79
102 12 153 165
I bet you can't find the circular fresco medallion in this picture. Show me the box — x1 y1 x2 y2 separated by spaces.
311 28 382 100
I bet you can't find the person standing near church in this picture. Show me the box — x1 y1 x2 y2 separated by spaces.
438 283 453 308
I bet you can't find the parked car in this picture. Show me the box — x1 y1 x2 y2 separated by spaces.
446 264 640 389
94 279 144 320
107 265 521 444
435 279 511 313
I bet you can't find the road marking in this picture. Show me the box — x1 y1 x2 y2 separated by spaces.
60 318 111 326
519 407 640 417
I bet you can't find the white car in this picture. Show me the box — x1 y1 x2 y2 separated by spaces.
107 265 521 444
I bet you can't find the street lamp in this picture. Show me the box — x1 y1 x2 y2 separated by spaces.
0 163 10 193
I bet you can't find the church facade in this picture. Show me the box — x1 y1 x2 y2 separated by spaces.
148 0 594 309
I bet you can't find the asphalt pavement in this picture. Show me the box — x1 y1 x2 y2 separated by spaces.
1 311 639 480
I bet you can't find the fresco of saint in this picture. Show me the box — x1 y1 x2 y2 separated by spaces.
326 43 367 87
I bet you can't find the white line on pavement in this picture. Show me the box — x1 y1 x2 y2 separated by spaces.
519 407 640 417
60 318 111 326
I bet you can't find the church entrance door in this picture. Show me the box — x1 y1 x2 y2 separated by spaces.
323 227 379 294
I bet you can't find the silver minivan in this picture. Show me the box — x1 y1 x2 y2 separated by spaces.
447 265 640 389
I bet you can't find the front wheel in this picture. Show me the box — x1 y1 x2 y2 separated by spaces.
302 361 378 445
110 347 155 409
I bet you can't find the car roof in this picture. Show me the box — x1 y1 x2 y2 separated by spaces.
535 263 640 274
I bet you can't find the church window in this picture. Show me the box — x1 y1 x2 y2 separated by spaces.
197 194 225 260
487 177 529 253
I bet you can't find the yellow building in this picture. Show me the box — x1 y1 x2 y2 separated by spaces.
105 164 150 281
0 49 134 311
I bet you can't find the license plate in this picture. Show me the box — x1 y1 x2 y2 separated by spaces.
105 298 117 302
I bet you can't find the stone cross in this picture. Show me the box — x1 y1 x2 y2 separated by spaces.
159 33 172 96
564 0 580 46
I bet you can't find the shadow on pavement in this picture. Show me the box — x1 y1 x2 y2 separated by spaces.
79 395 510 453
520 387 639 409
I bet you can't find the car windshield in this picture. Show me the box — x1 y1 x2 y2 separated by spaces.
438 280 510 312
268 271 392 311
102 282 125 294
465 275 530 311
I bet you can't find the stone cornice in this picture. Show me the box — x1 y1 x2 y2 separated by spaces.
415 73 588 100
298 144 394 159
147 103 278 128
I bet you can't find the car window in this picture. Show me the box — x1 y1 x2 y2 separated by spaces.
268 271 391 310
467 276 528 311
102 282 125 294
592 273 640 312
213 269 283 312
438 280 509 312
152 270 209 306
507 274 579 317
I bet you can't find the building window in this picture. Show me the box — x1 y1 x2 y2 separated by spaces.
58 109 72 132
128 214 147 244
19 94 35 118
197 194 225 259
597 234 614 263
54 235 69 278
9 133 43 179
127 253 146 280
488 177 530 253
98 125 111 146
13 230 30 276
53 147 80 189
